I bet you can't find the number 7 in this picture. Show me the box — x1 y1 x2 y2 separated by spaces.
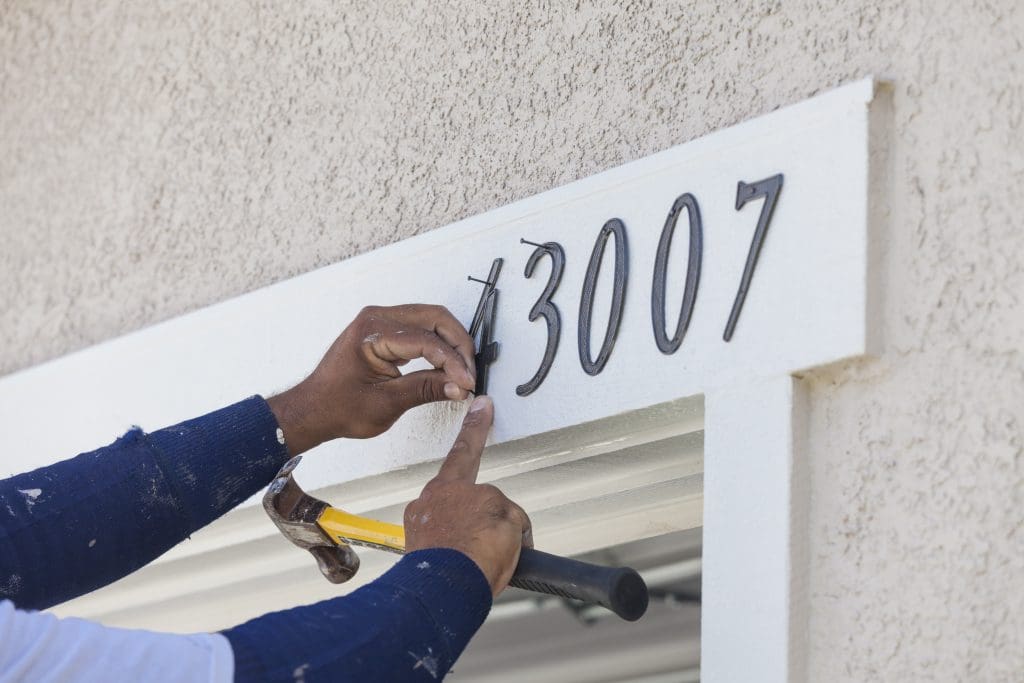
724 173 783 342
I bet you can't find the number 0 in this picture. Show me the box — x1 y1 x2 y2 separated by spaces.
651 193 703 354
578 219 629 376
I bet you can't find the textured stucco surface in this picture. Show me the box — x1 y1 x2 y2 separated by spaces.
1 1 1022 680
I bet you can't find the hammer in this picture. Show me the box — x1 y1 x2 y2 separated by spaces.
264 456 649 621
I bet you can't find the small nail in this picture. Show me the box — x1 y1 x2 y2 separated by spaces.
444 382 462 400
470 395 491 412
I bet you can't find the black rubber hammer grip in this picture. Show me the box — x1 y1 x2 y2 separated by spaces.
507 547 649 621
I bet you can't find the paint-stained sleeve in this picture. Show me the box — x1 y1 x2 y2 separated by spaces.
223 548 493 682
0 396 289 610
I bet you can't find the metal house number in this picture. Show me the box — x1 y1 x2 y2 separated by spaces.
466 174 784 396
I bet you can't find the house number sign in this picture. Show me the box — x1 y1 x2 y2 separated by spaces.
0 80 875 486
467 174 784 397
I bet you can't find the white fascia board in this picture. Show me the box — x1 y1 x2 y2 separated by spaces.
0 78 876 496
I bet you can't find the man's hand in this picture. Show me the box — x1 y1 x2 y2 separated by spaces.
404 396 532 597
268 304 477 455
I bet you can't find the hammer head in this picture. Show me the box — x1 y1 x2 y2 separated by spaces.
263 456 361 584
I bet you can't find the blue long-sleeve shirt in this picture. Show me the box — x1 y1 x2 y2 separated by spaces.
0 396 492 681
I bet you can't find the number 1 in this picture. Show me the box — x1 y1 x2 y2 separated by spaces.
468 258 503 395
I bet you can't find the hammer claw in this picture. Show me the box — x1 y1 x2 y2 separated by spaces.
309 544 361 584
264 456 361 584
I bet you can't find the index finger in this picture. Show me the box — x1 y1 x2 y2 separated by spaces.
435 396 493 483
385 304 477 381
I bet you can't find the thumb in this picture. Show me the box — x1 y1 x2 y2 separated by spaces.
387 368 469 412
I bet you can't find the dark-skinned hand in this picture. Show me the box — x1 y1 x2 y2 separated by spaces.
267 304 477 455
404 396 533 597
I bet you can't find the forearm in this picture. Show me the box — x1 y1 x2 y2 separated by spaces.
0 550 490 683
223 549 492 682
0 396 288 610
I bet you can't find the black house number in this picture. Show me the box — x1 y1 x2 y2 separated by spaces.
515 240 565 397
467 173 784 395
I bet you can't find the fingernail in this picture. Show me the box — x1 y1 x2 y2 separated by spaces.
470 395 491 412
444 382 462 400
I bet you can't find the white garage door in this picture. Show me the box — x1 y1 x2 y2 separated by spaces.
51 398 705 682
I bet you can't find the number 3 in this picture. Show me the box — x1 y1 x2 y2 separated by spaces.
516 242 566 396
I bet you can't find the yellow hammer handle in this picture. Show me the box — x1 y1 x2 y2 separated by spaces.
316 505 649 620
317 507 406 555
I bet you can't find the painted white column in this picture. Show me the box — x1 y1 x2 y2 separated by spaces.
702 374 808 682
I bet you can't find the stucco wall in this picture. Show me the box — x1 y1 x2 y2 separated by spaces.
2 1 1021 680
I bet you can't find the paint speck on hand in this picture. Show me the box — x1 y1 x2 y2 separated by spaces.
88 539 97 548
292 663 310 682
17 488 41 510
417 561 431 570
276 427 286 445
363 332 382 344
408 649 439 679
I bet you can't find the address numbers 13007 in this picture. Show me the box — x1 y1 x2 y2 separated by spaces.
465 174 784 397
